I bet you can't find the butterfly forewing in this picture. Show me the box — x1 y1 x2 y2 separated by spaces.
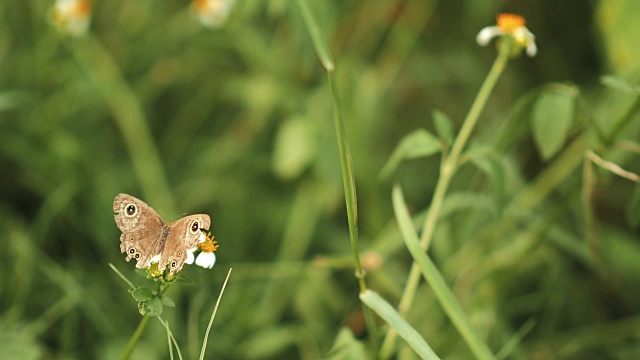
113 194 164 232
160 214 211 274
114 194 167 268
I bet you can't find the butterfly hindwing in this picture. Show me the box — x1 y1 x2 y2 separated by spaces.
160 214 211 274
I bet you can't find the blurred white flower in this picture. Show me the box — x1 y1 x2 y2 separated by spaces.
191 0 235 28
195 252 217 269
50 0 92 36
477 13 537 57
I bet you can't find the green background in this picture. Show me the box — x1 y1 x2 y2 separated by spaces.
2 0 640 359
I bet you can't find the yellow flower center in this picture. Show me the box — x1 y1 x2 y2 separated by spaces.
74 1 92 17
198 232 219 253
497 13 525 33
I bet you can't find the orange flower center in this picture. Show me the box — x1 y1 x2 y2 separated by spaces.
496 13 525 32
198 232 219 252
193 0 209 11
74 1 92 17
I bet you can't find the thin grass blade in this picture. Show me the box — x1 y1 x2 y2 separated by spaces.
392 185 496 360
360 290 440 360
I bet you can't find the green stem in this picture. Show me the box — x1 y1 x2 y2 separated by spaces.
119 315 151 360
605 92 640 145
328 71 366 293
380 39 513 358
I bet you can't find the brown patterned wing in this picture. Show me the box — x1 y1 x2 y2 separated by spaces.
160 214 211 274
113 193 166 268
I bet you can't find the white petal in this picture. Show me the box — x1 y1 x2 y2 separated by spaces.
526 42 538 57
198 232 206 243
55 0 78 14
195 252 217 269
146 254 161 267
185 248 197 265
476 26 503 46
513 27 537 57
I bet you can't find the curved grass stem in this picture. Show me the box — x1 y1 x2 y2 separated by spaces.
118 315 151 360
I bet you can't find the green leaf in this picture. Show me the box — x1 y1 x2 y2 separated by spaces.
297 0 334 71
380 129 441 179
325 327 368 360
531 84 577 160
466 145 507 217
432 109 454 146
161 296 176 308
131 287 154 302
139 297 163 317
360 290 440 360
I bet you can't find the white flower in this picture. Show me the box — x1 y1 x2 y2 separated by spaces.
191 0 235 28
476 13 537 57
147 254 161 267
50 0 92 36
195 252 217 269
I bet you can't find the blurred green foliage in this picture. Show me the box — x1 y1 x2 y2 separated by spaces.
2 0 640 359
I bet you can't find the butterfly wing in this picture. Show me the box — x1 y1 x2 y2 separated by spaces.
160 214 211 274
113 193 166 268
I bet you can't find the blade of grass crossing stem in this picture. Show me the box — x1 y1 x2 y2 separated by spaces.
296 0 334 71
157 318 182 360
199 268 232 360
360 290 441 360
392 185 497 360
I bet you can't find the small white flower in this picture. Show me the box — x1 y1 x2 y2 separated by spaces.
50 0 92 36
476 13 537 57
147 254 161 267
191 0 235 28
195 252 217 269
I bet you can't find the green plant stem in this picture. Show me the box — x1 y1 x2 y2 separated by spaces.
328 71 366 293
605 91 640 145
296 0 379 349
328 67 379 348
119 315 151 360
118 278 172 360
380 39 513 358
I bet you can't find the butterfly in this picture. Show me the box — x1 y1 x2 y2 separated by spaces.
113 193 210 274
